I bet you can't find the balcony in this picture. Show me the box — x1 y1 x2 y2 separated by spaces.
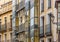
16 0 25 12
40 26 44 38
16 23 25 35
0 24 7 33
0 1 12 15
45 24 52 36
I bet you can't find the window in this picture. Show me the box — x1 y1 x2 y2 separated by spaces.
20 17 22 23
40 17 44 36
48 0 51 8
30 7 34 19
46 14 51 35
30 29 34 37
5 34 7 42
0 19 1 29
25 0 29 3
30 7 34 26
58 3 60 30
31 37 34 42
48 38 52 42
41 40 44 42
10 33 12 42
0 35 1 42
10 15 12 28
41 0 44 12
30 19 34 26
30 7 34 41
4 17 7 29
46 14 51 24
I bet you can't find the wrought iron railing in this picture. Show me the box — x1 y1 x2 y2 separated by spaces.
45 24 52 36
0 1 12 14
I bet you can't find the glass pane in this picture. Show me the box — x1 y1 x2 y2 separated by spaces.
30 18 34 26
40 17 44 34
31 37 34 42
46 15 50 24
58 3 60 12
41 0 44 11
25 0 29 3
48 0 51 8
58 13 60 19
30 29 34 37
40 26 43 34
40 18 43 26
30 7 34 19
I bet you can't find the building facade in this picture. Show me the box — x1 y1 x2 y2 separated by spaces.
0 0 59 42
0 0 12 42
13 0 58 42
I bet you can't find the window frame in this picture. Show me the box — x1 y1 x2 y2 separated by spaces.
41 0 44 12
48 0 51 9
40 16 44 37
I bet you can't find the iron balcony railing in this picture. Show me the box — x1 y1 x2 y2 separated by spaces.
0 1 12 14
16 0 25 11
0 24 7 32
40 26 44 37
16 23 25 33
45 24 52 36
